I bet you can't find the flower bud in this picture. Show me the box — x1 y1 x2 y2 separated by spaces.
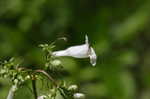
51 60 61 66
14 79 18 84
50 89 56 96
45 63 49 67
37 95 47 99
4 74 8 78
73 93 85 99
0 69 6 74
68 85 78 91
25 75 30 80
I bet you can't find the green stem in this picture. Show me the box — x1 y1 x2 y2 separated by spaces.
34 70 58 87
32 76 37 99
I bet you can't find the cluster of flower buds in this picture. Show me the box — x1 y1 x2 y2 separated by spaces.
0 58 31 86
68 85 85 99
37 84 85 99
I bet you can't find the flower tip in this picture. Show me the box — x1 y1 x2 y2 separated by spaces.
85 34 89 44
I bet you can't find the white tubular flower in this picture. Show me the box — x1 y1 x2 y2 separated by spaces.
52 35 97 66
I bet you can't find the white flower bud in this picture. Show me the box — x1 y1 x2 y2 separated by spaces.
37 95 47 99
52 35 97 66
68 85 78 91
51 60 61 66
73 93 85 99
25 75 30 80
14 79 18 84
0 69 6 74
4 74 8 78
45 63 49 67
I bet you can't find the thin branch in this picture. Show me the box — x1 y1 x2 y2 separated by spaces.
34 69 58 87
31 75 38 99
17 67 57 87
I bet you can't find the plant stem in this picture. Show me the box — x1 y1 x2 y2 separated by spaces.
32 75 38 99
7 84 17 99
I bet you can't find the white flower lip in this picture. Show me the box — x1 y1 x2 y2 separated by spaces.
52 35 97 66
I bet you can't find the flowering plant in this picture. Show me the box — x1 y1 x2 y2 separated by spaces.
0 35 96 99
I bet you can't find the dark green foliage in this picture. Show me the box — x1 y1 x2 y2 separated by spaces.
1 0 150 99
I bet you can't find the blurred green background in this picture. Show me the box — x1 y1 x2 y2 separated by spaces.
1 0 150 99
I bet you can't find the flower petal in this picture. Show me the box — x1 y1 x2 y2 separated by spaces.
89 47 97 66
52 50 68 57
